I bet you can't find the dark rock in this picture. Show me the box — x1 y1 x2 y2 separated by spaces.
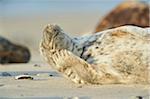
49 74 53 77
95 1 150 32
0 36 31 64
34 64 41 67
136 96 143 99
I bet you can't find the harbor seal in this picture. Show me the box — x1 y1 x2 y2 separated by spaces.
40 24 150 84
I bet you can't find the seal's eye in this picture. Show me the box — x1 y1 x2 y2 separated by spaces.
53 29 57 32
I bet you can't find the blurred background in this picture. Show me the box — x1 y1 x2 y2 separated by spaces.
0 0 149 62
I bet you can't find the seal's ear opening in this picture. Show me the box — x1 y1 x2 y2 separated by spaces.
53 24 63 33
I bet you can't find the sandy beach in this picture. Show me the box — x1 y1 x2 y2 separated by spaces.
0 0 150 99
0 55 149 99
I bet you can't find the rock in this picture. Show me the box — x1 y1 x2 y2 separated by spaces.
34 64 41 67
136 96 143 99
15 75 33 80
49 74 53 77
0 36 30 64
95 1 150 32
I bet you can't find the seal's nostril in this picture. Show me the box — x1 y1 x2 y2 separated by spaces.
47 24 51 27
53 29 57 32
45 26 52 33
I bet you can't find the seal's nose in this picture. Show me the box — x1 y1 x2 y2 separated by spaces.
47 24 53 29
44 24 62 34
44 24 53 33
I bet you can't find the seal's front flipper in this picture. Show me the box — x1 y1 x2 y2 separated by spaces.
51 49 104 84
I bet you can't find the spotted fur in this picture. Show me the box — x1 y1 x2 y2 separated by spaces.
40 24 150 84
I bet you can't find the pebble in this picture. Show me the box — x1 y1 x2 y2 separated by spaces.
49 74 54 77
34 64 41 67
15 75 33 80
136 96 143 99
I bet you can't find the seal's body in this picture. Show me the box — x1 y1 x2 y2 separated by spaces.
40 24 150 84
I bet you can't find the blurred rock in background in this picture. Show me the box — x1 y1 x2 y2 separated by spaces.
95 1 150 32
0 36 30 64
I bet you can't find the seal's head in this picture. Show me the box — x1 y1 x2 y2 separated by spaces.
43 24 62 43
41 24 72 50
